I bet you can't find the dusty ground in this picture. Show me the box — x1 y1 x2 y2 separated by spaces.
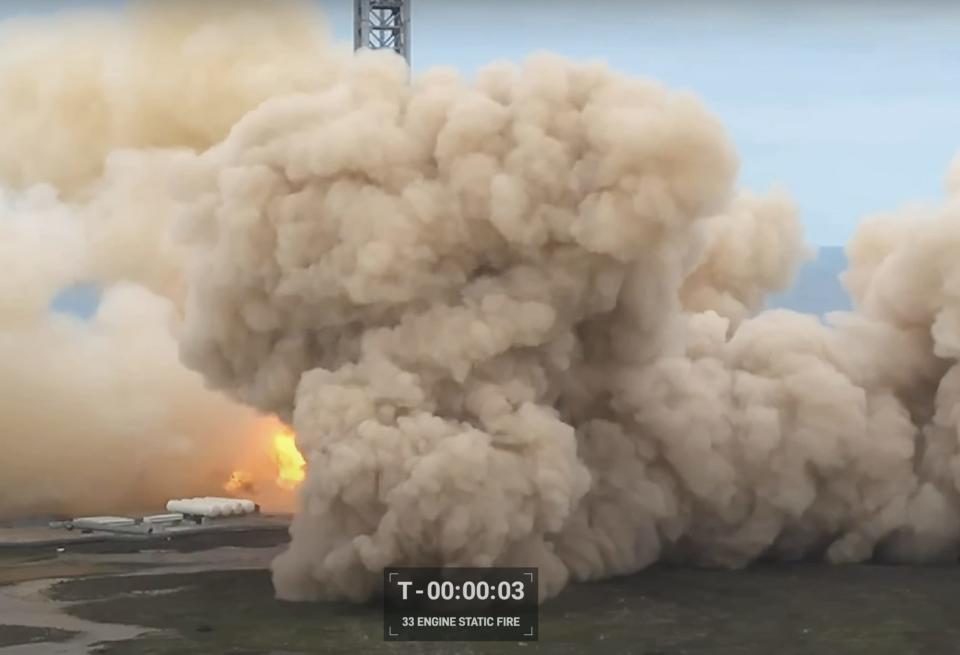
2 532 960 655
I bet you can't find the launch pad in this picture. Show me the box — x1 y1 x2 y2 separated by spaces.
0 512 291 553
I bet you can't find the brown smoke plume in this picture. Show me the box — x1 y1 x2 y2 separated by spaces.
2 1 959 606
0 1 342 518
163 8 960 601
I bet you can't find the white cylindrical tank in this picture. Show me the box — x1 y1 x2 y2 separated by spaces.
165 497 257 517
142 513 184 525
203 497 235 515
166 499 212 516
204 497 256 515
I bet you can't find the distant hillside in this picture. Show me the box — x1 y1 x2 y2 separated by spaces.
766 246 851 315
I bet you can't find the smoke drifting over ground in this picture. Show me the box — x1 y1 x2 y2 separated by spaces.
2 1 960 604
0 1 337 517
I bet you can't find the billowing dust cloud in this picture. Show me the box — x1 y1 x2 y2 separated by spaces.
3 2 960 604
0 1 342 517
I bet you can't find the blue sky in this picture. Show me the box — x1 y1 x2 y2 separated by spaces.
8 0 960 246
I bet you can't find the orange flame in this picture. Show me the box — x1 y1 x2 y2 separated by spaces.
272 428 306 490
224 426 305 495
224 470 254 494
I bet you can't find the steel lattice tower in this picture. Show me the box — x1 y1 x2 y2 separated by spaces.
354 0 411 64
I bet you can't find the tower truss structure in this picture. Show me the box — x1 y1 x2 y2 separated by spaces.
354 0 411 64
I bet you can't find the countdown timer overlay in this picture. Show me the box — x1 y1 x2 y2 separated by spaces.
383 567 539 641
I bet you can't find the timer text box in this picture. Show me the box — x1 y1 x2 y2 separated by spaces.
383 567 538 641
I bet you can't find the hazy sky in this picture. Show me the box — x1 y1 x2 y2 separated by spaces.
7 0 960 246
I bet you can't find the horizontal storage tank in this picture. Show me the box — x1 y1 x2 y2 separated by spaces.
142 513 184 524
68 516 157 534
71 516 138 528
202 497 257 514
165 497 257 517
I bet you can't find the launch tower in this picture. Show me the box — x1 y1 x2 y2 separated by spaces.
354 0 411 64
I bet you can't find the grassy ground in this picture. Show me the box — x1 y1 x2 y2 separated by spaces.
0 556 135 587
0 625 78 648
46 563 960 655
0 526 288 587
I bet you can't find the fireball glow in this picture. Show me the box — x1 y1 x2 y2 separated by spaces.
271 429 306 491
